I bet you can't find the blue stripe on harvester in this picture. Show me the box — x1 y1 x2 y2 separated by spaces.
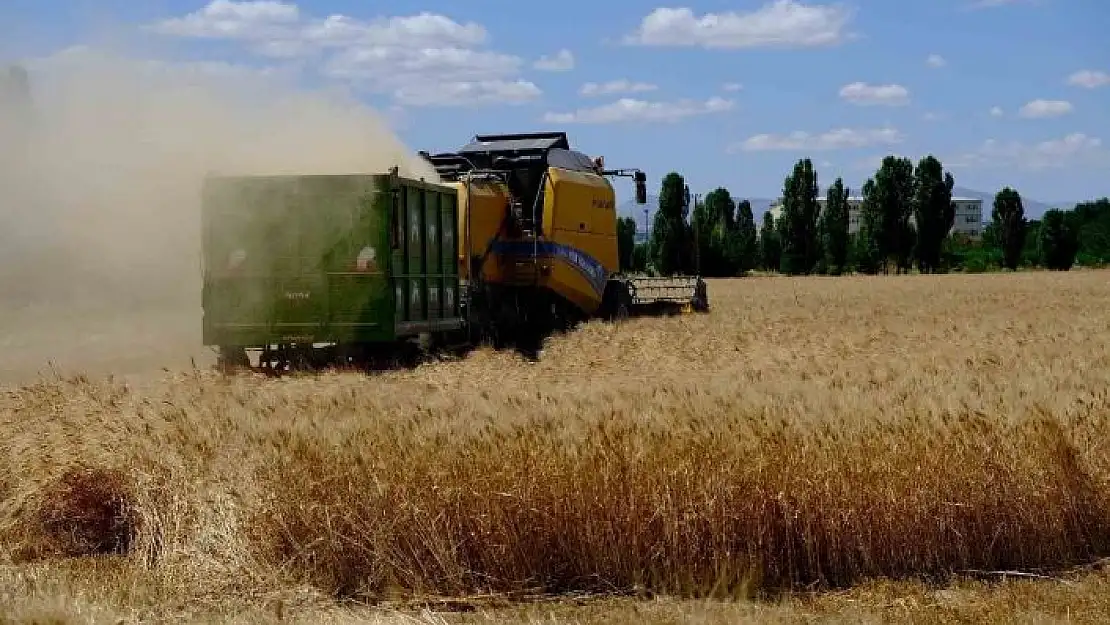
489 240 610 295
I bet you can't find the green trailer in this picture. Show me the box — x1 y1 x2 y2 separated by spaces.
201 169 463 369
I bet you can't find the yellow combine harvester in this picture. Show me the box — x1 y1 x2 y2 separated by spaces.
421 131 708 349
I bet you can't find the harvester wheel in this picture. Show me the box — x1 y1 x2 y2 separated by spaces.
601 279 632 322
691 278 710 313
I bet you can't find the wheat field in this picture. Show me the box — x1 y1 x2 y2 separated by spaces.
2 270 1110 623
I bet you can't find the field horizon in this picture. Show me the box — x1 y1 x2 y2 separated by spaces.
2 270 1109 623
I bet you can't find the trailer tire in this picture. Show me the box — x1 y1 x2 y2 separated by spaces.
691 278 710 312
217 346 249 369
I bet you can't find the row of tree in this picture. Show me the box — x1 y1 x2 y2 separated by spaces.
959 197 1109 272
617 157 1108 276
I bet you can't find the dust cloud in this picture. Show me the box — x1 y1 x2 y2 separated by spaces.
0 47 439 385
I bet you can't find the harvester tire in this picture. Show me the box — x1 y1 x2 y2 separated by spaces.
601 279 632 322
692 279 710 313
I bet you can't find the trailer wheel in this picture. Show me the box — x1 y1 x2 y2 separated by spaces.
217 346 249 370
691 278 710 312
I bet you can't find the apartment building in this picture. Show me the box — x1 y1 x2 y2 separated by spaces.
764 196 984 238
950 198 984 237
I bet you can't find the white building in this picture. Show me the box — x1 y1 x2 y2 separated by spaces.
950 198 984 238
764 196 983 239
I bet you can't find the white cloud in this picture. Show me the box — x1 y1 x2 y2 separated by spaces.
152 7 488 50
623 1 854 49
147 2 539 107
321 46 537 106
956 133 1105 170
838 81 910 106
324 46 518 83
543 97 733 124
990 106 1004 117
722 82 744 92
533 49 574 71
579 80 658 96
1067 69 1110 89
250 39 316 58
1018 99 1073 118
966 0 1042 8
393 80 540 107
148 0 300 39
926 54 945 68
299 13 487 49
734 127 904 152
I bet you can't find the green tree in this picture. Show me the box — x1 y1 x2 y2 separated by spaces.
690 197 712 274
650 172 690 275
616 216 637 272
697 188 738 276
870 156 916 273
992 187 1026 271
759 210 781 272
1038 209 1079 271
821 178 851 275
912 155 956 273
631 243 649 273
1022 219 1042 266
734 199 759 274
703 187 735 229
854 179 883 274
689 188 761 277
1070 197 1110 265
778 158 821 275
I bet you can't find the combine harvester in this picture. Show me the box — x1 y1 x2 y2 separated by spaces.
201 131 708 371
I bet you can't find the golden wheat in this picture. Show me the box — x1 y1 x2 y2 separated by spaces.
2 270 1109 622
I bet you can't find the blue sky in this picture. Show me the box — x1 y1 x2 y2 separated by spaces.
3 0 1108 206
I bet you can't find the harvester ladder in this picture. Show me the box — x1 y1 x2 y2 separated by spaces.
525 171 550 286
